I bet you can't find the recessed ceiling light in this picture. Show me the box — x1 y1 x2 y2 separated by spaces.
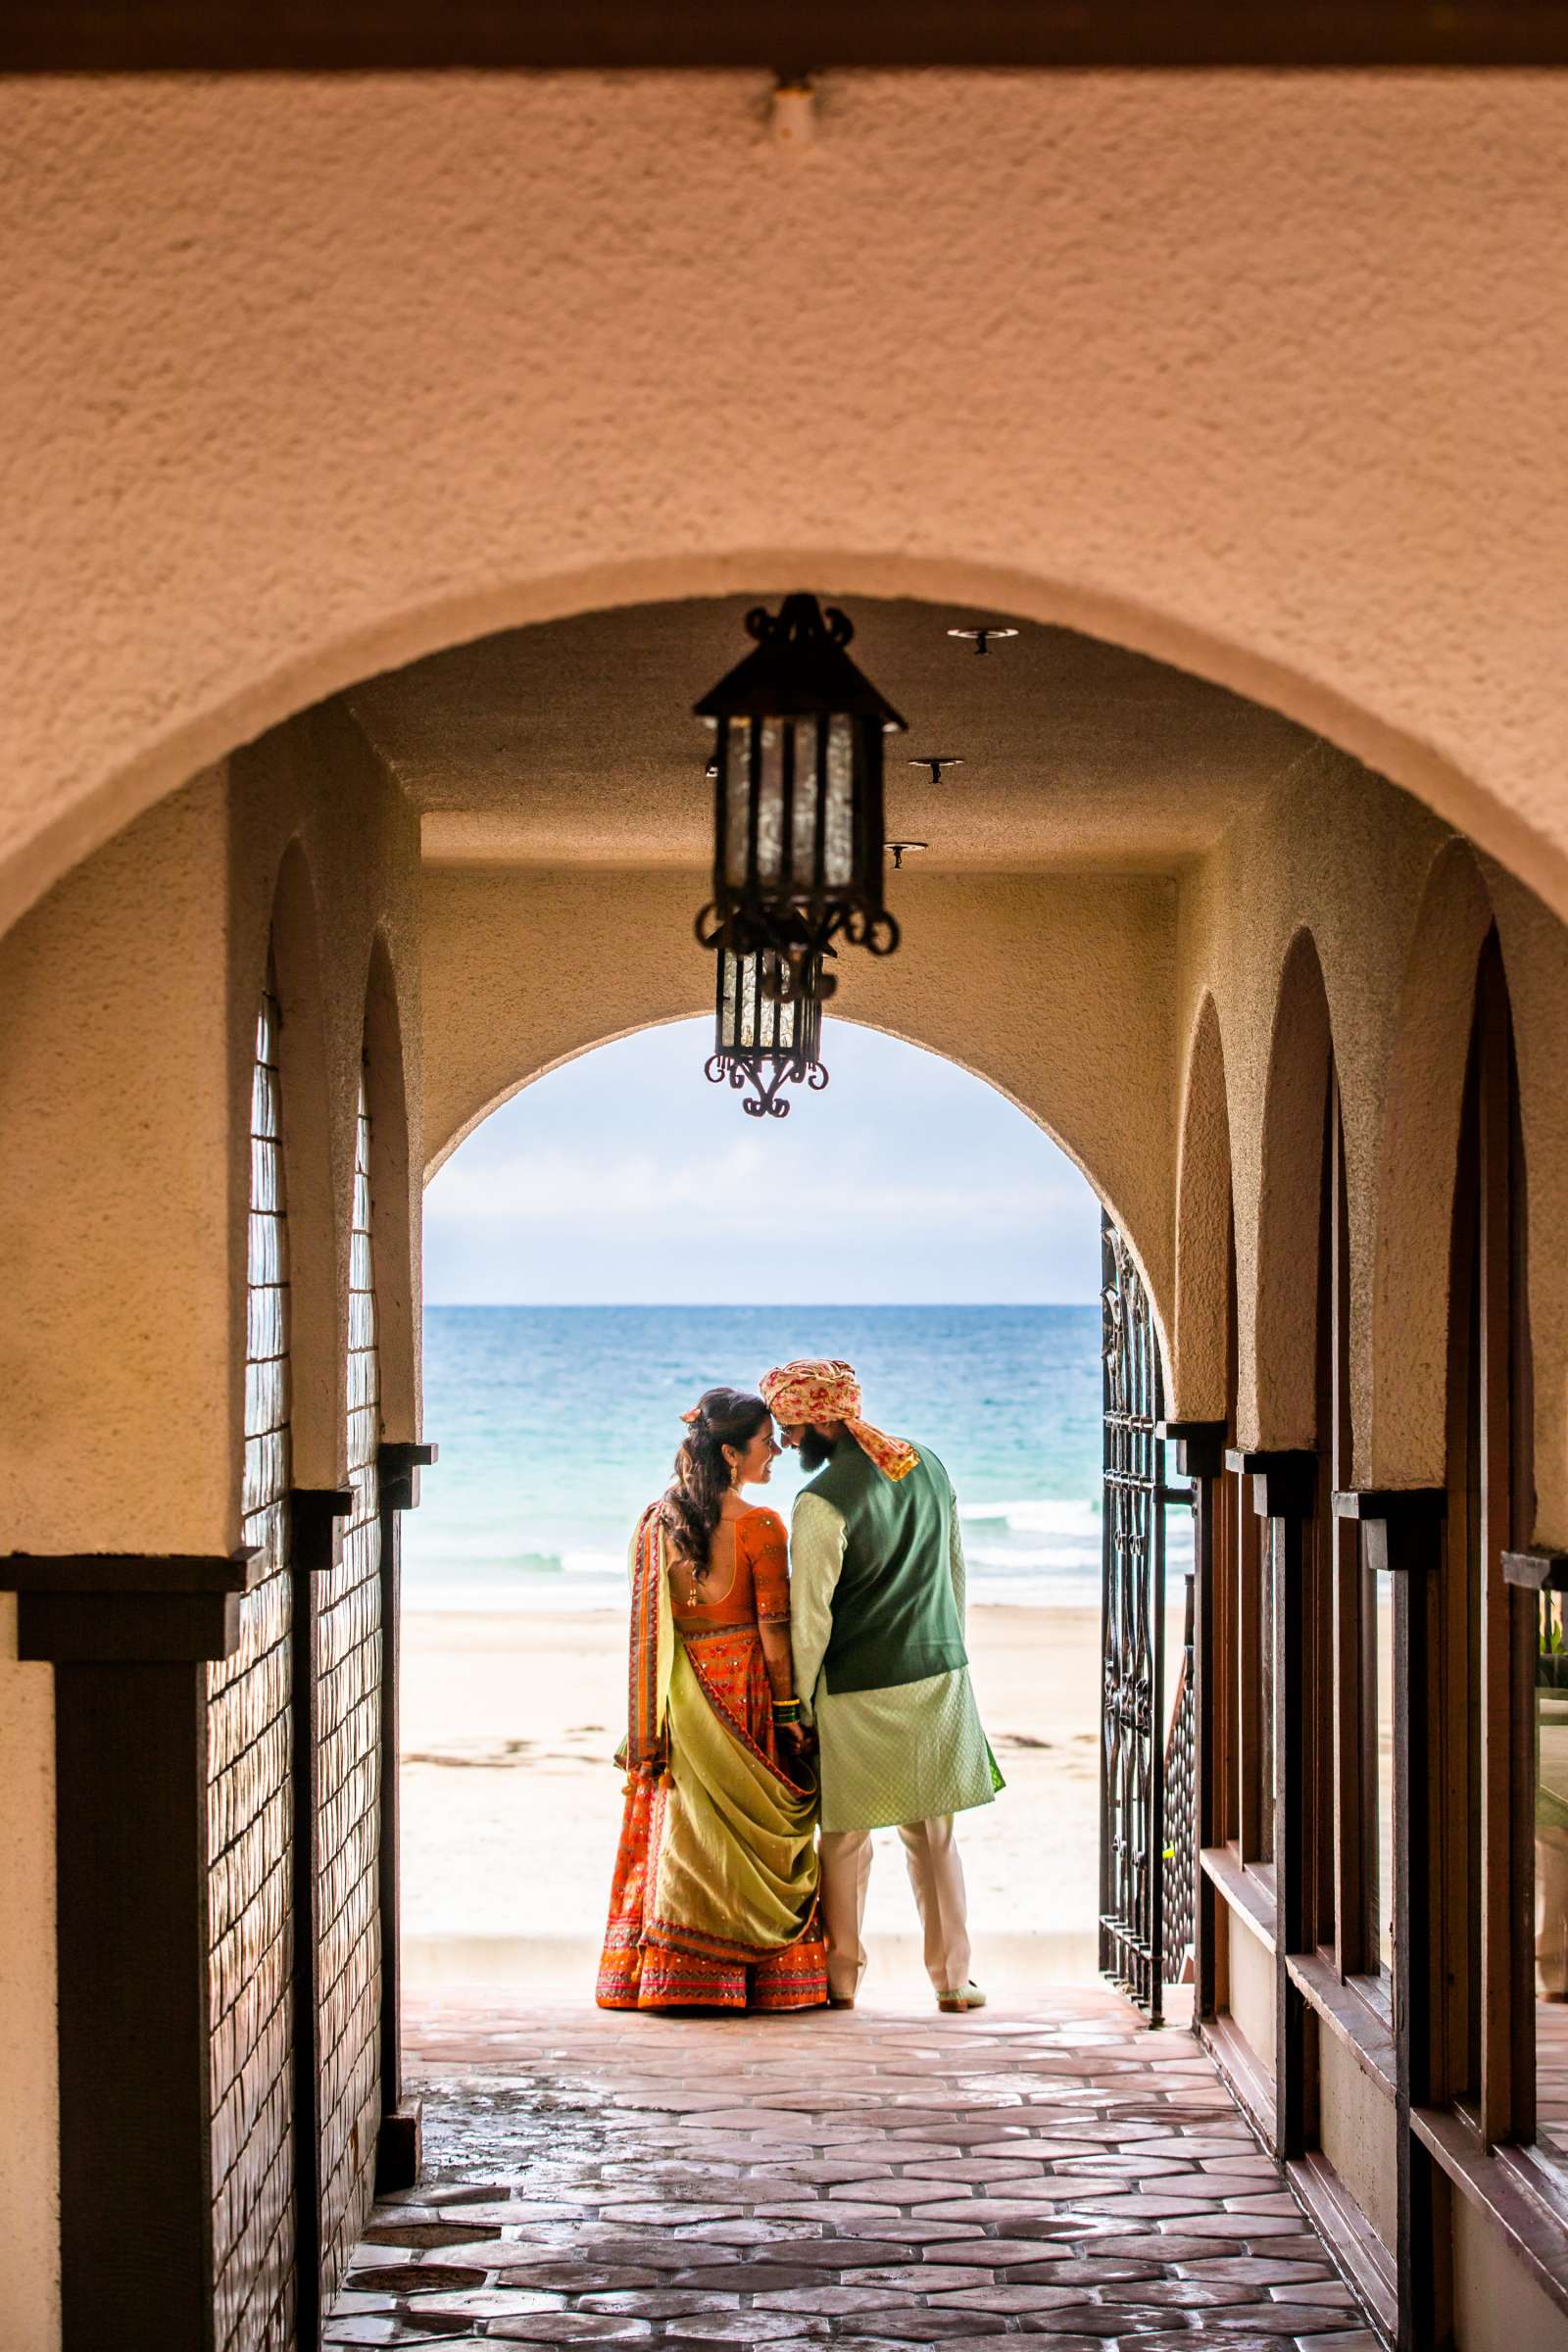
947 625 1019 656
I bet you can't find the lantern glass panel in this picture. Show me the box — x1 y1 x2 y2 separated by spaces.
738 952 758 1049
721 948 740 1050
774 980 797 1052
723 719 752 888
824 715 855 888
790 715 819 889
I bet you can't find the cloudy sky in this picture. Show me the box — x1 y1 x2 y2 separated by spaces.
424 1018 1101 1304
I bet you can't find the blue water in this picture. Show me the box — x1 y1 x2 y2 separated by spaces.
405 1304 1183 1612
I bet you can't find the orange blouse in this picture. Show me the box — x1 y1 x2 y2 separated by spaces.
669 1503 791 1633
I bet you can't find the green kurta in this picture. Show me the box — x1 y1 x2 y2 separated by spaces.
790 1447 1003 1836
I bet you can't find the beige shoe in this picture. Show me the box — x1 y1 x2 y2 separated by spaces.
937 1983 987 2014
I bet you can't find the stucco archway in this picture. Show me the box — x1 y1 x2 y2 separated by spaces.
1247 930 1334 1452
1171 994 1234 1425
7 72 1567 944
422 1003 1170 1376
1365 841 1495 1489
4 550 1543 950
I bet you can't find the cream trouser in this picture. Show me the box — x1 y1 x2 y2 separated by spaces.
819 1816 972 1999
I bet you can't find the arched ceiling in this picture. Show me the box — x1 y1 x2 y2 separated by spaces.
345 594 1338 876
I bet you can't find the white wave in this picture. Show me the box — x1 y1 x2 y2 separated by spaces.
959 1497 1100 1536
965 1544 1100 1572
561 1547 628 1579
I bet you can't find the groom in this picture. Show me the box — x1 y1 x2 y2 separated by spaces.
759 1358 1000 2013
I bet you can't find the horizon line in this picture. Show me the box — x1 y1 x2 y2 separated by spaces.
421 1298 1098 1310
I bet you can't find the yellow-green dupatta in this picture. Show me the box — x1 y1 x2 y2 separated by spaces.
625 1503 820 1962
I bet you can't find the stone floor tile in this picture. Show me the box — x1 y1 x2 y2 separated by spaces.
852 2265 1000 2291
1101 2276 1257 2308
1178 2255 1331 2286
826 2216 988 2243
576 2290 741 2318
349 2266 491 2295
1167 2211 1308 2238
756 2284 928 2316
360 2222 504 2250
848 2317 1006 2340
673 2217 828 2243
662 2319 830 2342
930 2280 1090 2311
483 2263 664 2293
485 2320 653 2343
323 2324 480 2347
1006 2318 1127 2339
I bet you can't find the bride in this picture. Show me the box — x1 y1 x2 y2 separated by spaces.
596 1386 828 2010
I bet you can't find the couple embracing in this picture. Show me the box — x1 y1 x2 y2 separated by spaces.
597 1358 1003 2016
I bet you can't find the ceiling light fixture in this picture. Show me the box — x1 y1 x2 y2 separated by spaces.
694 594 906 1000
947 625 1019 656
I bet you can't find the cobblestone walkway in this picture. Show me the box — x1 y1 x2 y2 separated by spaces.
329 1985 1378 2348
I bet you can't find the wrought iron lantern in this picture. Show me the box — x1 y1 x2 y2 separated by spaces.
694 594 906 997
707 944 829 1119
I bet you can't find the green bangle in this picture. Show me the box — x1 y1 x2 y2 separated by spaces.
771 1697 803 1722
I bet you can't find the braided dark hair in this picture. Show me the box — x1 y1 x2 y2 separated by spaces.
661 1386 770 1579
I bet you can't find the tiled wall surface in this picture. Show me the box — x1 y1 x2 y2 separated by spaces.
208 985 296 2352
317 1072 383 2295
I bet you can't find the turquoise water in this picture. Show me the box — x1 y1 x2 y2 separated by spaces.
405 1304 1184 1612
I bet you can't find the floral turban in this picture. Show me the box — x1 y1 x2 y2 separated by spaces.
759 1358 920 1483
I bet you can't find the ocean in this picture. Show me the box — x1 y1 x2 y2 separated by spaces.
405 1303 1187 1613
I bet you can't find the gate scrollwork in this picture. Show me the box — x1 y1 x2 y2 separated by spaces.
1099 1216 1195 2016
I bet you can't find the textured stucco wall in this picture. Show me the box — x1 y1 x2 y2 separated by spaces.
228 703 425 1479
1170 754 1568 1538
419 863 1178 1335
2 72 1567 938
0 730 424 2346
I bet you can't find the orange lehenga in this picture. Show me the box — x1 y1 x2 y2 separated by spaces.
597 1500 828 2011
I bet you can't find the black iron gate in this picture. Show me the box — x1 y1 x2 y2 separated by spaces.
1099 1214 1196 2018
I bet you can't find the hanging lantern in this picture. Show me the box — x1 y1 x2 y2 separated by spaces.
706 944 829 1119
694 595 906 995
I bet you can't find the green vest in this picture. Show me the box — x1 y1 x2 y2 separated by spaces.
806 1439 967 1695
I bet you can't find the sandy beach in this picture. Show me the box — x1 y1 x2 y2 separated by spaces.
399 1603 1185 1999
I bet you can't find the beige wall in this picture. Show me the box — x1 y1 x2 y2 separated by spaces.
424 747 1568 1547
2 74 1567 941
421 862 1178 1333
1453 2174 1568 2352
1315 2024 1397 2255
0 725 424 2346
1224 1905 1276 2080
1172 758 1568 1541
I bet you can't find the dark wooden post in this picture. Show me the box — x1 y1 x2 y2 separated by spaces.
290 1487 355 2350
375 1439 437 2190
1227 1449 1315 2163
0 1547 260 2352
1336 1490 1448 2352
1159 1420 1227 2027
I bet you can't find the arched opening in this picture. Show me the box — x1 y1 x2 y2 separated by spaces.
401 1013 1116 2010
